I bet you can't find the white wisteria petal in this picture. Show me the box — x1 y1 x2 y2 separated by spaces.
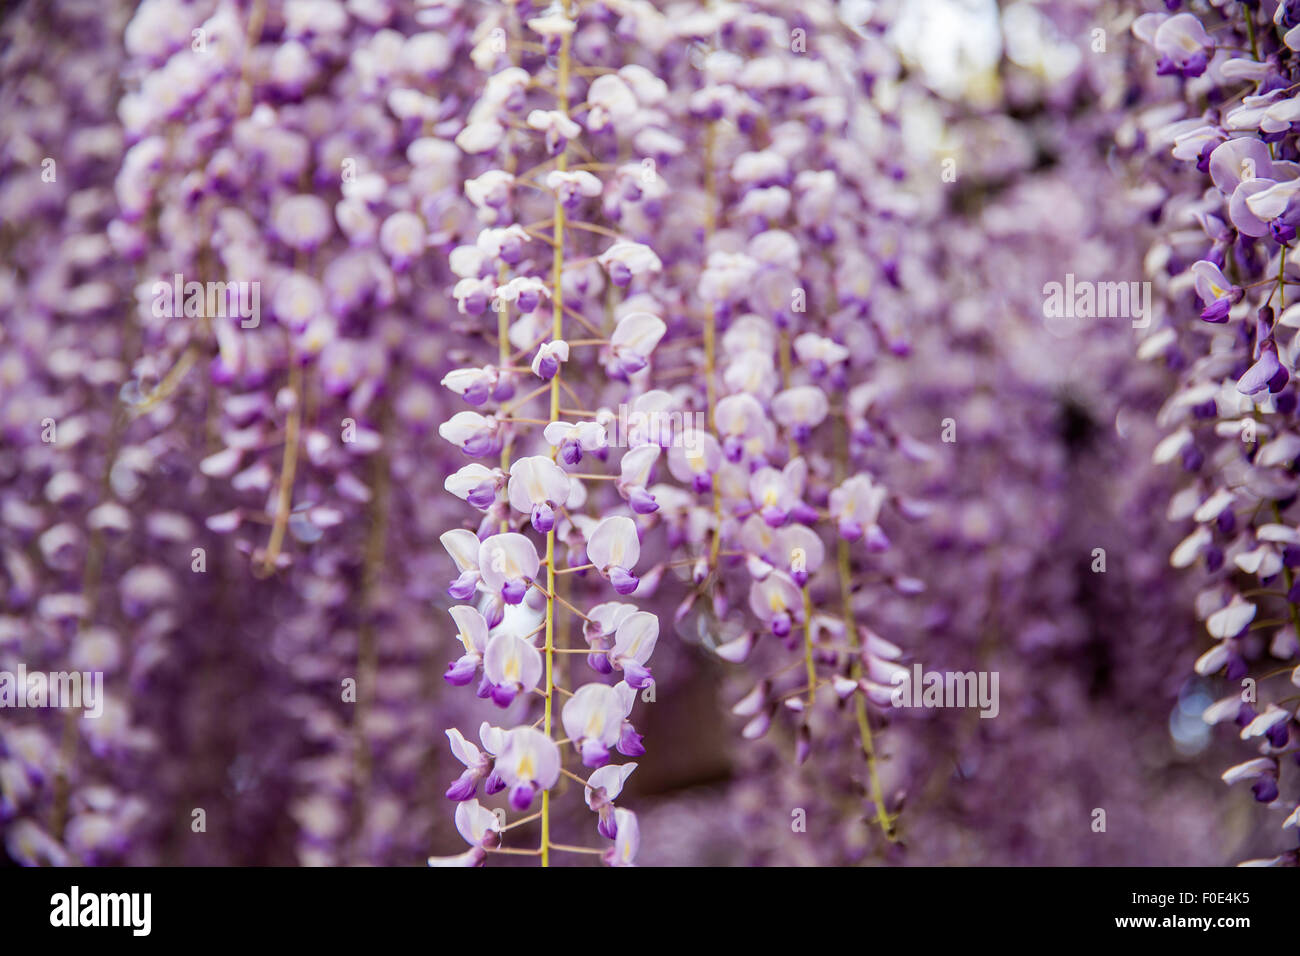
1206 599 1256 639
587 515 641 571
448 605 489 655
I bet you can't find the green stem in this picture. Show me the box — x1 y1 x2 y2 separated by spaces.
540 16 572 869
835 419 896 842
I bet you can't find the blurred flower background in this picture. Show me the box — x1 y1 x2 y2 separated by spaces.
1 0 1298 867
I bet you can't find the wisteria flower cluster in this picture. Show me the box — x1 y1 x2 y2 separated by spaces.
1132 0 1300 865
430 1 663 866
3 0 1298 870
427 0 958 864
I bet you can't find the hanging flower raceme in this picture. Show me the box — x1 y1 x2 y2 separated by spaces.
580 0 969 854
433 2 663 867
1133 1 1300 866
61 0 491 867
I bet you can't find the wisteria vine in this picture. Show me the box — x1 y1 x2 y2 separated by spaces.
1 0 1297 870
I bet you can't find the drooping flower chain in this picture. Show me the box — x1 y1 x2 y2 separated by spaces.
1133 2 1300 865
432 3 667 867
